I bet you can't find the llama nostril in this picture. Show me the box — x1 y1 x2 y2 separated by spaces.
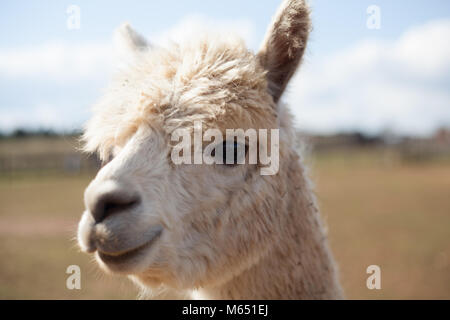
91 192 141 223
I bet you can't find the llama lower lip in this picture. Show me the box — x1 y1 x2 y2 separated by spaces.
97 230 162 265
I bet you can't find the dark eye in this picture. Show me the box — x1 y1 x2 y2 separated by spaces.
211 141 248 166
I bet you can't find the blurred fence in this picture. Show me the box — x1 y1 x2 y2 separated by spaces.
0 152 100 175
0 135 101 176
301 129 450 164
0 129 449 176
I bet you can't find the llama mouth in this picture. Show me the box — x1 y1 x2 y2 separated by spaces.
97 229 162 265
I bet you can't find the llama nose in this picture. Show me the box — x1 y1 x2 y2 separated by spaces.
86 181 141 223
92 192 141 223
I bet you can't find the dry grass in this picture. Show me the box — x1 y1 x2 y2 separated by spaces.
310 148 450 299
0 147 449 299
0 174 138 299
0 136 81 156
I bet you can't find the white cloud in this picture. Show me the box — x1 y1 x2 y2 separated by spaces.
392 20 450 78
0 43 113 81
113 15 255 67
1 17 448 136
0 15 255 82
286 19 450 136
150 14 256 50
0 15 255 131
0 103 87 132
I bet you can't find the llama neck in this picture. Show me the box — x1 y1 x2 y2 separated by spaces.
195 154 343 299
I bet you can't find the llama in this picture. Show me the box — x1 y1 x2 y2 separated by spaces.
77 0 343 299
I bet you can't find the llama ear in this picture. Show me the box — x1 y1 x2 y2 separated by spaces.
257 0 311 103
114 23 150 54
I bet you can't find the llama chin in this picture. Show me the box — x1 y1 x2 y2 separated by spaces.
77 0 344 299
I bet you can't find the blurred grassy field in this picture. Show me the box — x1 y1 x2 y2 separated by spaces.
309 148 450 299
0 174 138 299
0 144 449 299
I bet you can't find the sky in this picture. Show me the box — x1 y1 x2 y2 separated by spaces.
0 0 449 136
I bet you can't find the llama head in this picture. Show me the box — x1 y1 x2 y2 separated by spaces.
78 0 310 290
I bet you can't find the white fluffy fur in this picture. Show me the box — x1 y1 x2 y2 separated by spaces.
78 0 343 299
